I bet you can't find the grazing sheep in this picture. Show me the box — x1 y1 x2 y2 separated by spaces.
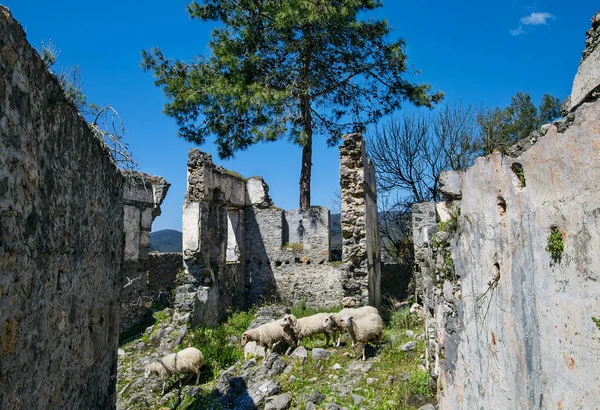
410 303 425 320
322 306 379 347
343 313 384 361
241 317 297 358
282 313 337 348
144 347 204 395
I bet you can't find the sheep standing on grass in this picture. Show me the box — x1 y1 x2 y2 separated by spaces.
323 306 379 347
282 313 337 348
144 347 204 395
343 313 383 361
241 317 298 358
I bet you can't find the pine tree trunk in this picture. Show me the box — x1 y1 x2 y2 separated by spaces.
299 129 312 210
299 35 313 210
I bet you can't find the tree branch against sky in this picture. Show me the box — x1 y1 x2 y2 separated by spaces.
142 0 442 209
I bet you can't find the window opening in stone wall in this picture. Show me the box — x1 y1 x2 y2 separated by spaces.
226 209 241 263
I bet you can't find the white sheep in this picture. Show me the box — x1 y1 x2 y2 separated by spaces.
144 347 204 395
281 313 337 348
343 313 383 361
322 306 379 347
409 303 425 320
241 317 297 358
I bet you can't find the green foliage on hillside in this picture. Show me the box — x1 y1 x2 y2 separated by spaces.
150 229 183 252
478 92 561 155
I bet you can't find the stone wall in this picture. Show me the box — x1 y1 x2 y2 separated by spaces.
245 204 340 308
413 11 600 409
180 150 247 326
339 133 382 308
120 172 170 333
0 7 123 409
180 134 380 324
146 252 182 299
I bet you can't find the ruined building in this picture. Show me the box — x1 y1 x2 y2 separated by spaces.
413 10 600 409
179 132 381 326
120 172 170 333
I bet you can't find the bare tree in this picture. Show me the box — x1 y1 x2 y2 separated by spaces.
367 103 480 262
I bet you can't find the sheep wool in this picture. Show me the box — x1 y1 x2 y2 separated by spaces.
145 347 204 395
343 313 383 361
324 306 379 347
241 318 297 358
283 313 336 347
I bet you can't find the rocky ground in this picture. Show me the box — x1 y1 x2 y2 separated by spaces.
116 305 436 410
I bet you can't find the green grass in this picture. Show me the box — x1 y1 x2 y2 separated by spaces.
276 306 435 410
282 242 304 252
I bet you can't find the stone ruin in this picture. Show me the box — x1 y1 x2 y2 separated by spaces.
413 10 600 409
120 171 171 333
179 133 381 326
0 4 389 408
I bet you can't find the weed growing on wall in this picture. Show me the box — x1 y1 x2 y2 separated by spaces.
546 226 564 263
511 163 526 187
592 317 600 331
282 242 304 252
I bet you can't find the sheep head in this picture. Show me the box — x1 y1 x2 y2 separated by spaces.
241 331 251 346
323 314 336 330
281 314 299 334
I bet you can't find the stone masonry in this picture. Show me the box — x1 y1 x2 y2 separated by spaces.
180 137 381 326
339 133 382 309
413 11 600 409
120 171 170 333
180 150 248 326
0 7 123 409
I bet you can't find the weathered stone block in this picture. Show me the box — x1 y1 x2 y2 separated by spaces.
182 201 200 255
570 45 600 110
412 202 437 247
246 176 273 207
439 170 462 200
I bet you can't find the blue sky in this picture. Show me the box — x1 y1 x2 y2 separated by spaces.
8 1 598 231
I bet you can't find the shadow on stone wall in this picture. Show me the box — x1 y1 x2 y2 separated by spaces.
244 207 277 308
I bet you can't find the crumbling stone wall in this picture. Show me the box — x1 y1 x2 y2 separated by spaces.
339 133 382 308
413 11 600 409
180 134 380 324
245 204 343 308
181 150 247 326
0 7 122 409
120 172 170 333
146 252 182 301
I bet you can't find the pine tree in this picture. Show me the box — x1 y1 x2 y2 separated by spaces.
142 0 441 209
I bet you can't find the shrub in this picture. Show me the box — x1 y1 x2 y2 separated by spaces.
545 226 564 263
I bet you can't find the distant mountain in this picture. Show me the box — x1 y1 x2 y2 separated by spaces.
150 229 182 253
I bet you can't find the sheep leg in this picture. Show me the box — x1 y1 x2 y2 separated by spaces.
336 334 342 347
362 344 366 361
161 380 166 395
196 370 200 385
325 334 330 347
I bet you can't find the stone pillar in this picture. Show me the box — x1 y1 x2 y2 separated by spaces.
339 133 381 308
120 171 170 333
